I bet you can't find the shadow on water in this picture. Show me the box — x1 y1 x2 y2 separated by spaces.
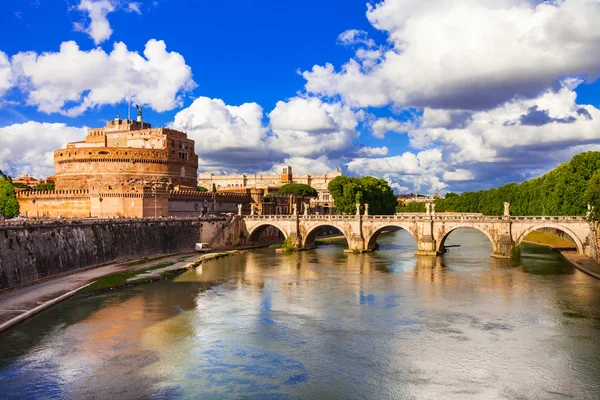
518 243 575 276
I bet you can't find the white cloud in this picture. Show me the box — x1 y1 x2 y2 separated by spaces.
268 97 361 159
126 2 142 14
357 146 388 157
303 0 600 111
346 148 450 193
0 122 86 178
410 84 600 165
269 156 342 175
0 51 12 97
169 96 359 174
369 117 413 139
337 29 375 48
12 39 195 116
75 0 115 45
170 97 283 172
443 169 474 181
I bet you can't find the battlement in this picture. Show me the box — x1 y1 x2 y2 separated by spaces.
17 190 90 199
169 190 252 202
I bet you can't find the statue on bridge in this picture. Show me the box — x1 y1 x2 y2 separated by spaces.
364 203 369 216
356 203 361 216
431 203 436 216
304 202 309 216
425 202 431 216
293 203 297 215
504 202 510 217
237 204 243 216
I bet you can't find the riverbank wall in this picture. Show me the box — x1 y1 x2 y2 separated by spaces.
0 218 221 291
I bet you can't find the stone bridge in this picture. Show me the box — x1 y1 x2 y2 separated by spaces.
242 212 596 259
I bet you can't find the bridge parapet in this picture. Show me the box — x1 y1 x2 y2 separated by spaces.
510 216 587 222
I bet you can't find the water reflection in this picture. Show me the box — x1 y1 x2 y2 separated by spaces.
0 229 599 399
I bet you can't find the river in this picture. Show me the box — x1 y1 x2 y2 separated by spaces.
1 229 599 399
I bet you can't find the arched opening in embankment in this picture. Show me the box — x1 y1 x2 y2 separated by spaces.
303 225 348 249
366 225 417 251
517 225 581 254
438 227 495 256
248 224 287 246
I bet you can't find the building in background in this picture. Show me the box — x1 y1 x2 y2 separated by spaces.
12 174 40 188
17 115 251 218
198 166 342 214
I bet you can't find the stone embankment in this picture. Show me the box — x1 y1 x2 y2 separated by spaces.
0 217 231 291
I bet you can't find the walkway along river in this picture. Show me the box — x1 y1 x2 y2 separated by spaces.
0 229 599 399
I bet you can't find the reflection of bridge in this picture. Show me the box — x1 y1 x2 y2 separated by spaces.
243 213 596 259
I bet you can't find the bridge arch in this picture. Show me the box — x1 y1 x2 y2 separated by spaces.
515 223 584 254
365 223 417 251
247 222 288 245
437 225 498 254
301 222 350 249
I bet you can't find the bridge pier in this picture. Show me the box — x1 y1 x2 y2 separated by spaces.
414 235 440 256
344 234 366 253
491 235 513 259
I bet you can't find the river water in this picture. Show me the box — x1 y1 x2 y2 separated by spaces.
1 229 600 399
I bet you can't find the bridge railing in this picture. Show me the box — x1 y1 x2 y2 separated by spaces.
242 214 588 223
509 216 587 222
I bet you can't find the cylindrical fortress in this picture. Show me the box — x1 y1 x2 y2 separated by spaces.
53 118 198 192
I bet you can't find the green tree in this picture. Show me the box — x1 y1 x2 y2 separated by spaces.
0 177 20 218
396 201 426 213
36 183 55 191
277 183 318 198
197 186 208 192
11 182 30 190
585 170 600 220
328 176 396 215
211 183 217 192
263 194 276 203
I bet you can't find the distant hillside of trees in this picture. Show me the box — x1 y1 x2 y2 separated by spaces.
398 152 600 217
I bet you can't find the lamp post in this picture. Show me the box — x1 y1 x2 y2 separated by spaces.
34 188 39 220
152 186 157 218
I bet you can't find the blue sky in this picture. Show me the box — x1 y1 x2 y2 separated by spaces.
1 0 600 194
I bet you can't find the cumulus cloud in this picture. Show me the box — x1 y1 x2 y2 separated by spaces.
337 29 375 48
170 97 285 172
410 84 600 164
397 83 600 191
11 39 195 116
368 117 414 139
126 2 142 14
0 51 12 97
268 97 361 159
357 146 388 157
303 0 600 111
74 0 115 45
443 169 475 182
169 96 358 174
0 122 86 178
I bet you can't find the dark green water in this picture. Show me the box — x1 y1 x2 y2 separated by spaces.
1 229 600 399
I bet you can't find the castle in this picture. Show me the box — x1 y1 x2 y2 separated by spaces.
17 115 249 218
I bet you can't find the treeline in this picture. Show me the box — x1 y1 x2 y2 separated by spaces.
0 170 20 218
397 152 600 216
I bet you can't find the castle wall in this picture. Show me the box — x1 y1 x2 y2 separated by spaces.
17 191 91 218
0 218 205 290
